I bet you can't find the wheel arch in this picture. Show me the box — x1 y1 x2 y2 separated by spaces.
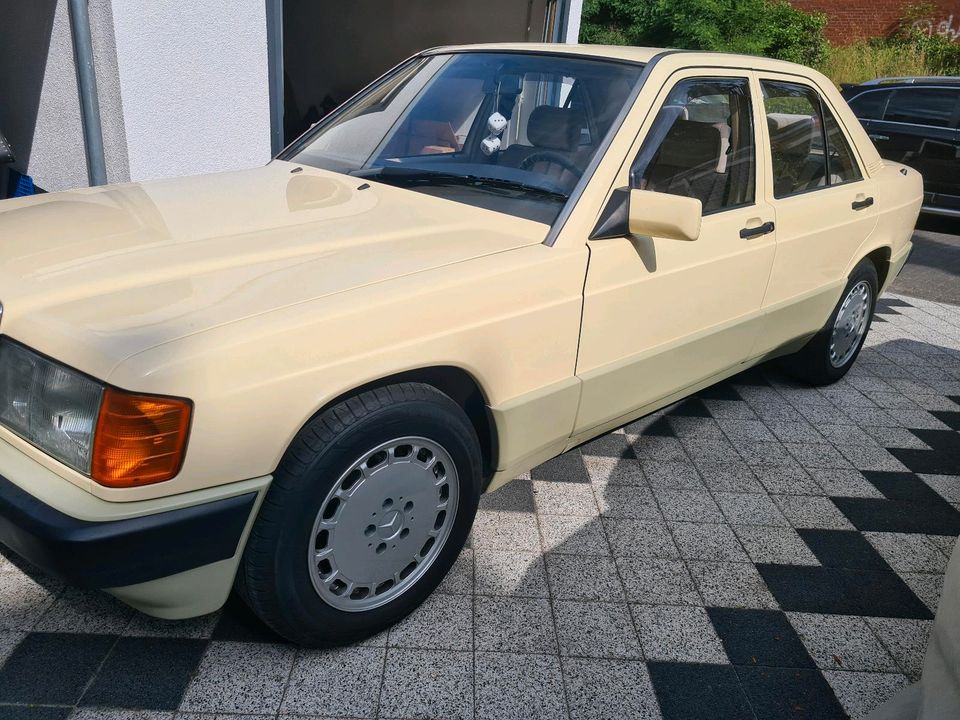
286 366 499 485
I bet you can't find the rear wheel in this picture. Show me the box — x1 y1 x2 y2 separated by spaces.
782 258 878 385
237 383 481 646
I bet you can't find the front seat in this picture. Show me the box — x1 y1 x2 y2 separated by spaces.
499 106 585 188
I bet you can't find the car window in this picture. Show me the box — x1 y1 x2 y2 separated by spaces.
883 88 959 128
761 80 829 198
288 52 643 224
823 104 862 184
631 77 755 214
848 90 890 120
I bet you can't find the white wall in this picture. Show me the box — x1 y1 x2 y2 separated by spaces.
564 0 583 42
110 1 271 181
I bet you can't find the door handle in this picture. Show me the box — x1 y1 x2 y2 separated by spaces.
869 134 890 142
852 197 875 210
739 221 775 239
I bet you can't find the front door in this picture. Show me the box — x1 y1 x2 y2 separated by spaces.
574 71 776 436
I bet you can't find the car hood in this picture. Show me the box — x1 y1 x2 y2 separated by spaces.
0 161 548 380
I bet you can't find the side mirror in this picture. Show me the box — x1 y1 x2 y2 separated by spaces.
628 189 702 241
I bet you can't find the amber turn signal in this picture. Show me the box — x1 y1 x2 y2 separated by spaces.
91 388 192 488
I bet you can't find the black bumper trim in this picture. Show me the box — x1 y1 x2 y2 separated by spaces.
0 475 256 588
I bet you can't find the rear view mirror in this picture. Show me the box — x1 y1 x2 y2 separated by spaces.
628 189 701 241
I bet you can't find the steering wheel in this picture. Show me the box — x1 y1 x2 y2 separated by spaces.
519 150 582 179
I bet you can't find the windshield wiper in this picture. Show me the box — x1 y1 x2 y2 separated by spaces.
355 166 569 201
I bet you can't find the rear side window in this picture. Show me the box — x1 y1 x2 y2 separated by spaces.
762 81 826 198
823 105 862 184
848 90 890 120
631 77 755 214
761 80 862 198
883 88 959 128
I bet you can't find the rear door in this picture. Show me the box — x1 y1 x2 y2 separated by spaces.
753 75 879 356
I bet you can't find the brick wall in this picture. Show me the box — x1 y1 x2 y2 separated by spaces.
790 0 959 44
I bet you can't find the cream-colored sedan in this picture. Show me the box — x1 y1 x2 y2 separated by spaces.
0 44 920 645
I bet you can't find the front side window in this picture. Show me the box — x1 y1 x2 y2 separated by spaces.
883 88 959 128
631 77 755 214
285 52 643 224
762 80 862 198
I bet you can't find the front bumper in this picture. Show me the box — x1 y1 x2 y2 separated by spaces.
0 434 270 617
0 473 256 589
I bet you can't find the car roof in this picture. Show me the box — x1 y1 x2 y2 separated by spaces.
849 76 960 89
423 43 816 73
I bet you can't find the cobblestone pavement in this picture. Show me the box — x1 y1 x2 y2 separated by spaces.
1 290 959 720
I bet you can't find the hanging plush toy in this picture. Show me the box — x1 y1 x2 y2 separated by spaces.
480 112 508 156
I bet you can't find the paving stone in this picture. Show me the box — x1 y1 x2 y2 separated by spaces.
920 474 960 503
632 435 689 462
474 549 548 598
695 462 766 493
809 468 886 498
669 521 749 562
714 492 790 527
733 525 821 565
475 652 567 720
438 547 474 595
278 646 385 717
0 629 25 666
545 553 624 601
35 588 133 635
583 456 646 486
902 572 945 613
479 477 536 512
632 604 727 663
754 465 823 495
641 461 705 490
554 600 642 659
531 451 590 483
561 657 661 720
532 480 599 516
688 561 778 609
180 641 295 715
538 515 610 556
615 556 700 605
864 616 933 680
596 485 661 519
824 670 910 720
470 511 541 551
474 596 557 654
652 488 724 523
603 517 679 558
0 572 61 631
784 442 854 469
772 495 855 529
387 592 472 650
864 532 949 573
787 613 898 672
379 648 473 720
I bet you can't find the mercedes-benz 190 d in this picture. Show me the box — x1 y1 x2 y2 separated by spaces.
0 44 920 644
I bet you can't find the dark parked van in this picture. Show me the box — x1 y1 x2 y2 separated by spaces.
842 77 960 218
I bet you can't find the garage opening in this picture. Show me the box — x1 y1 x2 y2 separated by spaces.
281 0 563 145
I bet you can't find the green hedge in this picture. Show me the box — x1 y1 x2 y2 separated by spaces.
580 0 829 67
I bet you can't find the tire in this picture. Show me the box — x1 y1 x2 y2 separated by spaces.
237 382 482 646
782 258 878 386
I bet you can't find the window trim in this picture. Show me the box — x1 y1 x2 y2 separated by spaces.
760 77 866 201
628 75 759 217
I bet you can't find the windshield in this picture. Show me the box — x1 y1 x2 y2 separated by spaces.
285 52 643 224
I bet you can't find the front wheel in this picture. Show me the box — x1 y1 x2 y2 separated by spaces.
237 383 482 646
782 258 878 385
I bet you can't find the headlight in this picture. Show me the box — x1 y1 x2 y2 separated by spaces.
0 338 191 487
